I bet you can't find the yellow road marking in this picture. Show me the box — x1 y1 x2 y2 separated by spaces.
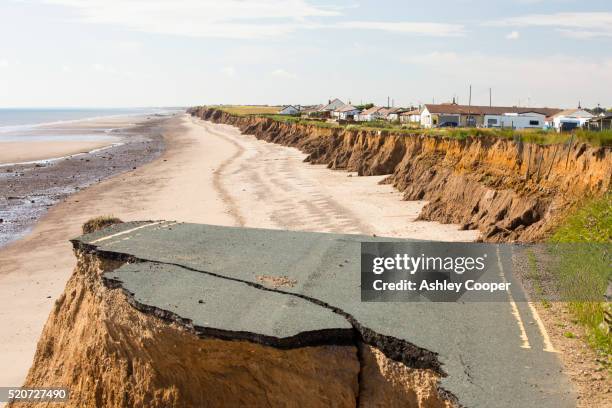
527 301 557 353
497 247 531 349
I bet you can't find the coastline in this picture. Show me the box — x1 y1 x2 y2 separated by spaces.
0 114 169 247
0 114 475 389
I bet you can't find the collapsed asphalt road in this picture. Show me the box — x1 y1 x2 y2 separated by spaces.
72 221 575 407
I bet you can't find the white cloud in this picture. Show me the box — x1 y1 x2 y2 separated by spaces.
488 12 612 39
222 66 236 78
506 31 520 40
271 68 297 79
117 40 143 50
0 60 8 68
335 21 466 37
36 1 468 39
91 63 141 78
61 64 72 72
40 0 340 39
403 52 612 107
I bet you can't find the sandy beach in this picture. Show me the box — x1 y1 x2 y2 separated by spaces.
0 113 476 389
0 140 119 165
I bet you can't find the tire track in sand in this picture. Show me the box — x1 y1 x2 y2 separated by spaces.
198 120 246 227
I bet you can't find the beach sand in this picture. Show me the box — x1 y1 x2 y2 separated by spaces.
0 140 116 165
0 114 477 389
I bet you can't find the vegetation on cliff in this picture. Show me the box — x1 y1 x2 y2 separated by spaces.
548 192 611 358
190 107 611 243
211 105 612 147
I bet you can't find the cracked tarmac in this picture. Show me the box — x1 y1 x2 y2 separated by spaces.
73 221 577 408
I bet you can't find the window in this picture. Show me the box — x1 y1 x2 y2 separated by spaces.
488 118 498 126
529 120 540 126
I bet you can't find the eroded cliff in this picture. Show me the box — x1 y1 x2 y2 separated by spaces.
190 107 611 242
14 243 454 407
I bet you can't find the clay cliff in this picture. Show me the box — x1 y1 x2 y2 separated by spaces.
14 245 455 408
190 107 611 242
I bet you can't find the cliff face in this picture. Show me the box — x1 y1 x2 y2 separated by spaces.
190 108 611 242
14 248 455 408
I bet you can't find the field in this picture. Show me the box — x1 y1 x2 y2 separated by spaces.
215 105 281 116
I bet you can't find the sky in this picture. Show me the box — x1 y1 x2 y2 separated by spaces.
0 0 611 108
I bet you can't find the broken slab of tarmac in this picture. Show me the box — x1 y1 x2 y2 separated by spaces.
70 221 575 408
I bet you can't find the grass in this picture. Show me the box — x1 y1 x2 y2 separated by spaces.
525 249 552 309
547 192 611 358
82 216 124 234
203 106 612 146
213 105 281 116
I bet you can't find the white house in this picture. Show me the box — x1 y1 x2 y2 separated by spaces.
385 108 405 122
421 103 562 129
484 112 546 129
278 105 300 115
400 109 422 124
549 108 594 132
357 106 384 122
333 104 361 121
318 98 346 113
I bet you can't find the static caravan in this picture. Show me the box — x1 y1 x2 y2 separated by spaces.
484 112 546 129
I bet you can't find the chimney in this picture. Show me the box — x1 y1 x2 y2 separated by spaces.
328 99 331 104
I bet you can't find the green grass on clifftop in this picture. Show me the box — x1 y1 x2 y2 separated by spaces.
205 106 612 146
548 192 611 358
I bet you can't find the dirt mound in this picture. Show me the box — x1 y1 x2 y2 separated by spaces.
190 107 611 242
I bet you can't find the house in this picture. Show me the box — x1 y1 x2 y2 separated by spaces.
278 105 300 115
420 103 562 129
333 104 361 121
376 107 402 121
400 108 422 124
549 108 594 132
357 106 385 122
318 98 346 113
586 113 612 131
386 108 408 122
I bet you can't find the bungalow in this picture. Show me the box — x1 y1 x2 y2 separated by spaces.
278 105 300 115
586 113 612 131
333 104 361 121
549 108 594 132
386 108 407 122
357 106 385 122
376 107 402 121
400 108 422 124
420 103 561 129
318 98 346 113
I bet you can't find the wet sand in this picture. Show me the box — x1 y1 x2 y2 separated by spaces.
0 140 119 165
0 114 476 389
0 115 167 248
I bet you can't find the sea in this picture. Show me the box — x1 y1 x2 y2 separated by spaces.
0 107 175 134
0 107 175 247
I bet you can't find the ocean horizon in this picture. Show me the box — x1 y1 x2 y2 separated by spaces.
0 107 182 132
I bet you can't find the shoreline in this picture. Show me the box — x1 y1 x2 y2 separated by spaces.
0 140 122 166
0 115 169 248
0 113 473 390
0 142 123 168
